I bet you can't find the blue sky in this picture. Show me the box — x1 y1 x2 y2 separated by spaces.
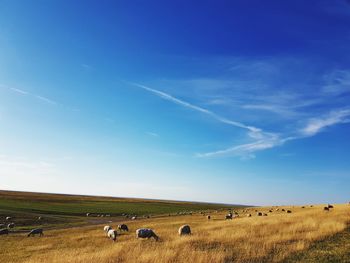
0 0 349 205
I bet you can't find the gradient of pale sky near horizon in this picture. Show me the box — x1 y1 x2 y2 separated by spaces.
0 0 350 205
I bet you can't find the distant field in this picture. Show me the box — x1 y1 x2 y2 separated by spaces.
1 202 349 263
0 190 237 229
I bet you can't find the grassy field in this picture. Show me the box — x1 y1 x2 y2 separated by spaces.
0 190 236 229
1 196 349 262
285 224 350 262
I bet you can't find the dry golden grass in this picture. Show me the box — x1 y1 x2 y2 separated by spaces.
1 204 349 263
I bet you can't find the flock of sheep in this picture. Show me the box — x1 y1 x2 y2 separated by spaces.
0 215 44 237
0 204 336 240
103 223 192 242
100 206 308 242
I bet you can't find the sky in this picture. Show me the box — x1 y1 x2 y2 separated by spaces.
0 0 349 205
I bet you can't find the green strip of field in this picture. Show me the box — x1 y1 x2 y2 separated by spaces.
0 190 238 216
0 198 233 216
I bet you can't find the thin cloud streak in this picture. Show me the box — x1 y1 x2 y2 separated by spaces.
10 87 28 95
131 82 261 133
197 139 280 158
198 135 296 159
2 84 58 105
35 95 57 105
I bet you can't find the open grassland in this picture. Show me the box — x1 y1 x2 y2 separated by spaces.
1 203 349 263
0 190 235 229
284 224 350 262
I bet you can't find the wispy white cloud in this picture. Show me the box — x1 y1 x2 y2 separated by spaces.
35 95 57 105
2 84 58 105
10 87 28 95
128 59 350 159
131 82 261 133
301 108 350 136
197 131 298 159
201 107 350 158
200 108 350 158
242 104 297 118
131 82 287 159
131 79 350 159
197 138 281 159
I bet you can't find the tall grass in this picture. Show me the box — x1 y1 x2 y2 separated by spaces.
1 204 349 263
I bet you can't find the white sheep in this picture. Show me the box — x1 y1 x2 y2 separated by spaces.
107 229 118 242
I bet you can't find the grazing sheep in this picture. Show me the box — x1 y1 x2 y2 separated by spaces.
281 209 285 212
301 206 305 208
328 204 334 209
178 225 191 236
107 229 118 242
86 213 90 217
131 216 137 220
263 213 268 216
324 206 329 211
257 212 262 216
38 216 42 220
310 205 313 207
269 210 273 213
287 210 292 213
5 217 11 221
207 215 211 220
0 229 9 235
7 223 15 229
28 228 44 237
246 214 252 217
275 208 279 211
136 228 159 241
104 225 112 233
225 214 233 220
118 224 129 232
